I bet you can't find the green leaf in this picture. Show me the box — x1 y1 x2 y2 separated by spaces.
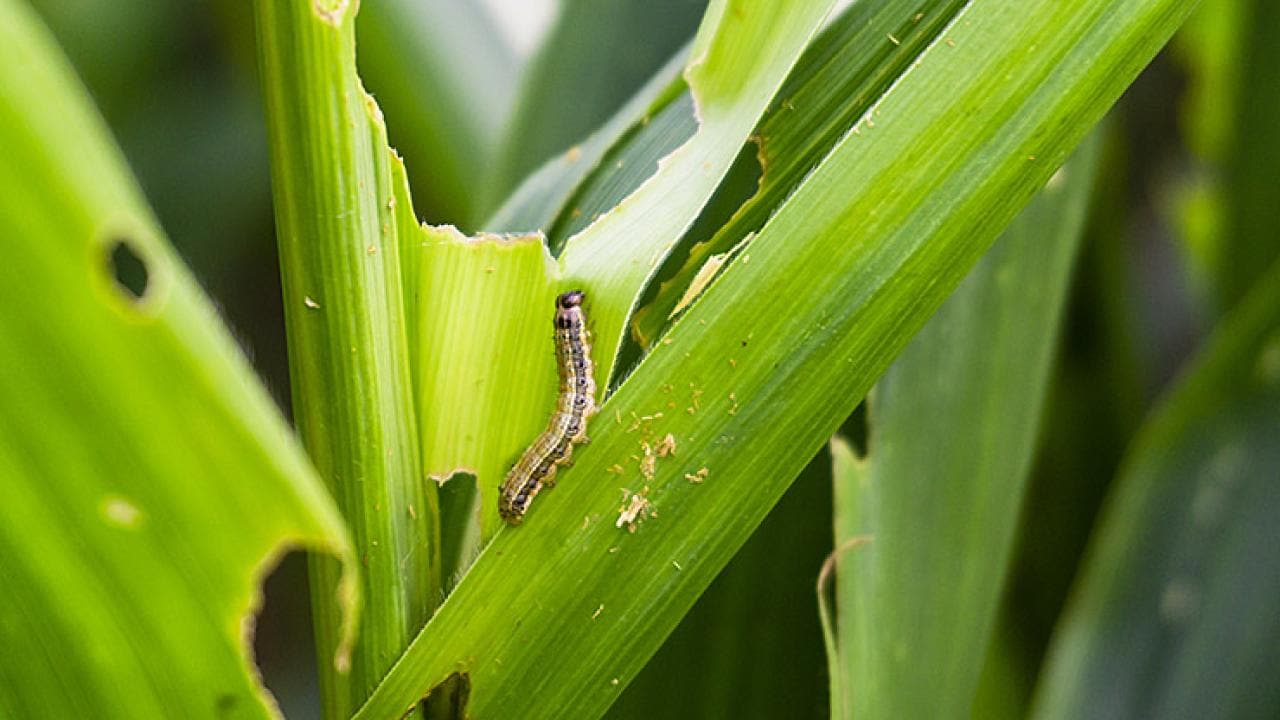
486 0 707 211
357 0 517 227
559 0 839 389
993 128 1151 711
545 91 700 254
631 0 971 346
356 1 1193 718
609 453 834 720
1030 259 1280 720
411 226 556 560
826 133 1100 719
411 0 835 555
485 47 691 238
252 1 437 715
0 2 356 716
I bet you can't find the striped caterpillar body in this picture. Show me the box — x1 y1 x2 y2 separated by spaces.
499 290 597 524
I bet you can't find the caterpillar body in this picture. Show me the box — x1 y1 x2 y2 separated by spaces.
499 290 597 524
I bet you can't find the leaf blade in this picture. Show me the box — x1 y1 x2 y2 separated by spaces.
356 1 1194 717
1030 261 1280 720
829 134 1100 719
252 1 437 713
559 0 838 388
0 2 357 716
486 0 707 212
357 0 517 227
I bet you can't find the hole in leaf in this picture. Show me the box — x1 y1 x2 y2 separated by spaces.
421 671 472 718
437 471 480 591
252 551 320 718
106 238 150 301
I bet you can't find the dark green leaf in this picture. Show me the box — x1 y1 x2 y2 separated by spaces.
828 133 1100 719
1031 259 1280 720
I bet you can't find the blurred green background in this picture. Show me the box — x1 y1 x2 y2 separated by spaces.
24 0 1276 717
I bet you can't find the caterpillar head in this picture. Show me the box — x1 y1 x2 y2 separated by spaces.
557 290 585 309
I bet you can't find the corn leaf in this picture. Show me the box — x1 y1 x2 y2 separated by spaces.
414 0 836 550
0 2 356 716
357 0 516 227
356 1 1194 718
253 1 436 715
1031 258 1280 720
826 133 1100 719
485 0 706 212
